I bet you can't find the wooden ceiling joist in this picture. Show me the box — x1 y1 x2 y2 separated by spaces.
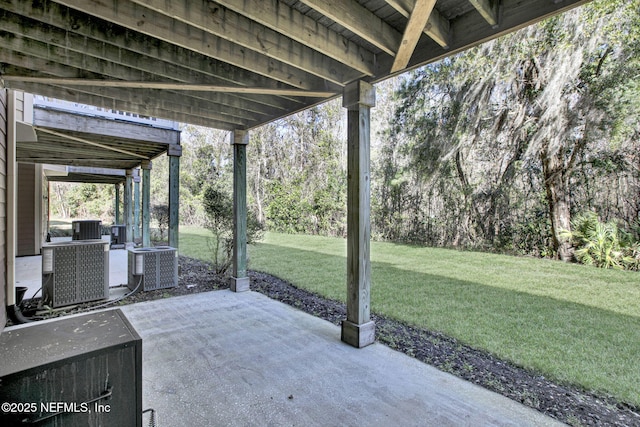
128 0 367 84
0 3 308 111
219 0 376 76
34 127 149 160
2 77 337 98
470 0 500 28
0 0 593 130
385 0 451 49
299 0 402 56
391 0 438 73
53 0 339 91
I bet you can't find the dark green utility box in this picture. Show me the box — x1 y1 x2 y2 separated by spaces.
0 309 142 426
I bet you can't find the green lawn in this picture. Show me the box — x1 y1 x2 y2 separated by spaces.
179 227 640 406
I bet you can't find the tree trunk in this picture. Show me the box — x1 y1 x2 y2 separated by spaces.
541 146 573 261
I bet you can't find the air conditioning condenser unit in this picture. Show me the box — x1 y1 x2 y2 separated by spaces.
71 219 102 240
128 246 178 291
42 240 109 308
110 224 127 249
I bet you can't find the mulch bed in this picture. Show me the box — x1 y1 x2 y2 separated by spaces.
12 255 640 427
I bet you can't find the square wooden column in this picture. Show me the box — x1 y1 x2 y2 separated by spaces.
231 130 249 292
141 161 152 248
342 80 376 348
168 144 181 249
124 169 133 244
134 169 141 241
114 183 121 224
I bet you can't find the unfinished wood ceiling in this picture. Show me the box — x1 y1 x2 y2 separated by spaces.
19 103 181 171
0 0 592 131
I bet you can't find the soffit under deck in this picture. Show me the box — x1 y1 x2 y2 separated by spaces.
0 0 593 131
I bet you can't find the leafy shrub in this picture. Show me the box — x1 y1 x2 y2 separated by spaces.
151 205 170 241
203 185 263 274
561 212 638 270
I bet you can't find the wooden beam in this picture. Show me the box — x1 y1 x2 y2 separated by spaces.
53 0 336 91
34 127 149 160
299 0 402 56
0 12 306 114
2 76 336 98
391 0 437 73
0 5 305 111
469 0 500 28
0 29 297 116
385 0 451 49
220 0 375 76
375 0 591 77
6 80 242 130
2 71 259 126
34 107 179 145
129 0 364 84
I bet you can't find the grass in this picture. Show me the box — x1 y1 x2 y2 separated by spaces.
179 227 640 407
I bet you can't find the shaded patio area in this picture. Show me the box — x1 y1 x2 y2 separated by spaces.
119 290 563 426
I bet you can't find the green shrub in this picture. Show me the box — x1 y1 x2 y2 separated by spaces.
561 211 638 270
151 205 170 241
203 185 263 274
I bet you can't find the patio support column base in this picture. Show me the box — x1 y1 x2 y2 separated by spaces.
341 320 375 348
230 277 250 292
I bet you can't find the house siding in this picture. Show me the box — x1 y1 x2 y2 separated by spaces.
0 89 8 330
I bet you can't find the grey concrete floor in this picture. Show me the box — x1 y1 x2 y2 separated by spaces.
120 290 565 427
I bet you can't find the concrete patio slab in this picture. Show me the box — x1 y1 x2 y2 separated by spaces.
120 290 564 427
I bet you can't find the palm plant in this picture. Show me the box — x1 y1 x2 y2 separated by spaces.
561 211 635 269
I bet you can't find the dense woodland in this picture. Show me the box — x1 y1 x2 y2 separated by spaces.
50 0 640 266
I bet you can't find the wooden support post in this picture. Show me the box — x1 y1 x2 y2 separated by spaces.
231 130 249 292
115 183 121 224
341 80 376 348
134 169 141 241
124 169 133 244
168 144 181 249
141 161 152 248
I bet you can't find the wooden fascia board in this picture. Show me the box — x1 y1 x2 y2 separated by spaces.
8 81 239 130
384 0 451 48
33 108 180 145
299 0 402 56
220 0 375 76
53 0 338 91
391 0 437 73
18 157 141 169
